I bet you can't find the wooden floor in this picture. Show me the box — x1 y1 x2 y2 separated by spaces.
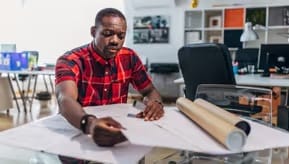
0 96 59 132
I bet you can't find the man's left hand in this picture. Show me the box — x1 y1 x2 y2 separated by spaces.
136 100 164 121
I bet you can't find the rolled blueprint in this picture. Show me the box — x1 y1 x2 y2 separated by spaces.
176 97 247 151
194 98 251 135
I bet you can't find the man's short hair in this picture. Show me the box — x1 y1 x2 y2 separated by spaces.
95 8 126 27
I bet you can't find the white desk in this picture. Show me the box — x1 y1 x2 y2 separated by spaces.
174 74 289 88
0 70 55 112
0 144 61 164
174 74 289 104
235 74 289 88
0 105 289 164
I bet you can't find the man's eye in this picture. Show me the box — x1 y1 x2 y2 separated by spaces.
117 33 126 40
101 31 114 37
101 31 125 40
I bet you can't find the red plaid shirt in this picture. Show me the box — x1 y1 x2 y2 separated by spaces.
55 42 151 106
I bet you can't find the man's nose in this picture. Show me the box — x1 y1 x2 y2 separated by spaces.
110 34 120 43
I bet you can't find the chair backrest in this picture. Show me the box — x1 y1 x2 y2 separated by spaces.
235 48 259 69
178 43 236 101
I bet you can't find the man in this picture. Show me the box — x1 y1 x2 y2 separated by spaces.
55 8 164 147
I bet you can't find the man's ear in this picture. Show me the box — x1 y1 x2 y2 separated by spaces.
90 26 96 37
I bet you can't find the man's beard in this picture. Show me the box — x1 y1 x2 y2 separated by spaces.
102 46 119 59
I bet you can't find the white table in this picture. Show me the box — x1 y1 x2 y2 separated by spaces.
174 74 289 104
0 106 288 164
235 74 289 88
0 70 55 112
174 74 289 87
0 144 61 164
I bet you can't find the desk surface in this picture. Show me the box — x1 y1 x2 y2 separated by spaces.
0 69 54 75
1 143 287 164
0 144 61 164
174 74 289 88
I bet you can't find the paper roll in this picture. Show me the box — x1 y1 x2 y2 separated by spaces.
176 97 246 151
194 98 251 135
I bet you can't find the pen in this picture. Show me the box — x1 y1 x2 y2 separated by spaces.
127 113 137 118
127 100 146 118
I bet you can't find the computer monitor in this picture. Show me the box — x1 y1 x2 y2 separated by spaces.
258 44 289 71
235 48 259 69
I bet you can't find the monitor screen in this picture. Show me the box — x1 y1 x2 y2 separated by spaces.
258 44 289 71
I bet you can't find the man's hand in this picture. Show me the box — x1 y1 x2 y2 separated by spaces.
89 117 127 147
136 100 164 121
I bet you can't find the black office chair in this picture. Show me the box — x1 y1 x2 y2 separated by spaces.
177 43 236 101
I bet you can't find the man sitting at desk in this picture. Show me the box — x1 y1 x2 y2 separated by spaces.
55 8 164 147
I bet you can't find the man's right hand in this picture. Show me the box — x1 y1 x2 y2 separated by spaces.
88 117 127 147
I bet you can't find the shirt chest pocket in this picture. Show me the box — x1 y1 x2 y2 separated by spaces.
111 80 129 103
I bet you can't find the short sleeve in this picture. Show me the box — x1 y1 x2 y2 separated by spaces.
55 57 80 85
130 53 152 91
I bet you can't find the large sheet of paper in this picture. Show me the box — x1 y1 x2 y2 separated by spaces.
0 114 152 164
1 103 289 163
85 104 289 155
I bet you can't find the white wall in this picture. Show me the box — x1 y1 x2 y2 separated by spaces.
124 0 289 63
0 0 124 64
124 0 181 64
2 0 289 64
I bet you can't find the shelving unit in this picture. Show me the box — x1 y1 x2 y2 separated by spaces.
224 8 244 28
184 5 289 48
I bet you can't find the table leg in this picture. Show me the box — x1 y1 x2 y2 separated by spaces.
49 75 54 94
285 88 289 106
14 74 27 113
43 75 49 92
26 75 32 102
29 75 38 112
7 74 20 112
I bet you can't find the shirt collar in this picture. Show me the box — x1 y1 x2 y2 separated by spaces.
88 42 117 66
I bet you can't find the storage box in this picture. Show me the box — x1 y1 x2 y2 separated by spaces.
0 52 22 70
20 51 29 70
0 53 4 70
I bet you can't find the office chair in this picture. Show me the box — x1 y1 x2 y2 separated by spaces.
177 43 236 101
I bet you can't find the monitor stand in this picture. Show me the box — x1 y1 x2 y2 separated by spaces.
261 52 270 77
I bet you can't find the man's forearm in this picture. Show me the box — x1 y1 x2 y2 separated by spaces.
57 94 86 129
144 87 162 103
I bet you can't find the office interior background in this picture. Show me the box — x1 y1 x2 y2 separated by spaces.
1 0 289 64
1 0 289 96
2 1 289 109
2 0 289 163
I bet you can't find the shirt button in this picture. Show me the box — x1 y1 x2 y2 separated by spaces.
104 88 107 92
105 71 108 75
